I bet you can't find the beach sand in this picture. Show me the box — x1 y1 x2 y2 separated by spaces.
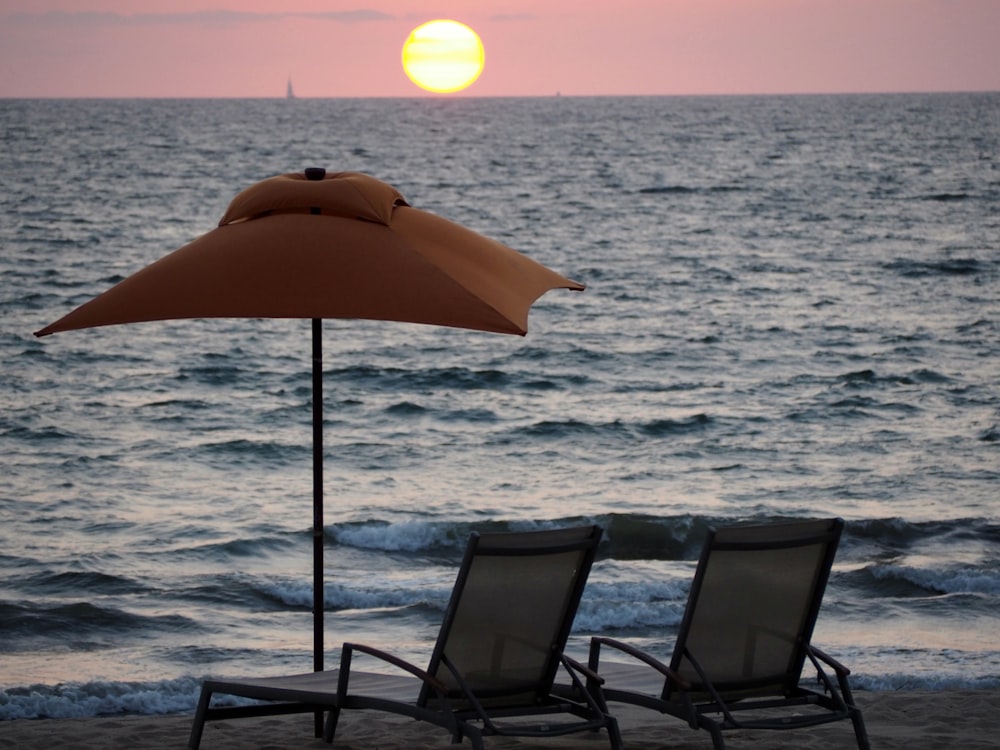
2 690 999 749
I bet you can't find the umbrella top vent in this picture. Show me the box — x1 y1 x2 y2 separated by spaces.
219 170 409 228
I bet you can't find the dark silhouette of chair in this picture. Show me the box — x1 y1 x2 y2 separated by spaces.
190 668 338 748
585 518 869 749
189 525 621 750
328 524 621 749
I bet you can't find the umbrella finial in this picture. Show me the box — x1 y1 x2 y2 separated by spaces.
304 167 326 181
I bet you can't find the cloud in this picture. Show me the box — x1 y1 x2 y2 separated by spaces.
4 9 392 28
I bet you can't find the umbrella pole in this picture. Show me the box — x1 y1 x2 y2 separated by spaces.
312 318 324 737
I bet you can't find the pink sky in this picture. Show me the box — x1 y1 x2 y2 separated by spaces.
1 0 998 98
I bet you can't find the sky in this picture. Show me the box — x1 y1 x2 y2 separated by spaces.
1 0 998 98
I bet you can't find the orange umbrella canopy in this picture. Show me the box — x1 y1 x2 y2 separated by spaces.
35 169 583 338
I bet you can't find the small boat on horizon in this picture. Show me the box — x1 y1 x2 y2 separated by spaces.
286 78 295 99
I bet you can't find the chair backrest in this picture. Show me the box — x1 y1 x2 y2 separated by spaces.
420 525 602 708
670 518 843 697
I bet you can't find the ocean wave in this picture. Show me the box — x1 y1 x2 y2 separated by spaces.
576 597 683 632
176 363 247 386
0 676 203 720
138 398 215 424
515 418 628 439
602 514 711 560
860 562 1000 597
638 184 698 195
186 534 298 560
383 400 429 416
506 415 712 443
920 192 970 202
637 413 712 436
330 517 609 553
833 367 953 387
882 257 989 277
234 572 450 612
325 514 1000 567
852 670 1000 692
0 422 78 442
242 569 455 612
0 601 199 642
330 515 699 558
245 576 313 609
979 425 1000 442
577 575 689 631
371 398 501 424
10 570 148 597
388 510 991 563
333 519 467 553
326 363 581 393
326 582 451 613
637 184 744 195
188 438 306 465
845 517 1000 550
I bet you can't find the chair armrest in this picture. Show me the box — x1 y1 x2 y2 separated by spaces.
808 645 851 677
590 636 691 690
562 653 604 685
340 642 450 695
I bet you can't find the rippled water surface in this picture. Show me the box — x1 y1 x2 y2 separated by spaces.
1 94 999 718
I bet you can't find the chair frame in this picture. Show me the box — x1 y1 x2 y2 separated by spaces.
326 525 622 750
586 518 870 750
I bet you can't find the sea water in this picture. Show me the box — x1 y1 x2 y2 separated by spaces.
1 94 998 719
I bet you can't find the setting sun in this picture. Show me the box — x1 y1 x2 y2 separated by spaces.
401 20 485 94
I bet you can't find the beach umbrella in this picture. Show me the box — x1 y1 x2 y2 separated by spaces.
34 168 584 675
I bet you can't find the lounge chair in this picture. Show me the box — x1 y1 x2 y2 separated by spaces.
327 524 621 749
583 517 870 749
189 525 622 750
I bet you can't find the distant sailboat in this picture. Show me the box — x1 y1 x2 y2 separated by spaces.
286 78 296 99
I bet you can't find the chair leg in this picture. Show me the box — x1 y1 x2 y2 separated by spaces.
463 724 485 750
323 707 341 743
707 723 726 750
188 686 212 750
838 671 871 750
850 707 871 750
605 715 625 750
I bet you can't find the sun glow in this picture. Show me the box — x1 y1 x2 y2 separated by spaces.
401 20 485 94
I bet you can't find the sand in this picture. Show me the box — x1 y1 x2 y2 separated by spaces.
2 690 999 749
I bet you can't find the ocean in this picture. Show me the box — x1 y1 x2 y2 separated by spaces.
1 94 998 720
